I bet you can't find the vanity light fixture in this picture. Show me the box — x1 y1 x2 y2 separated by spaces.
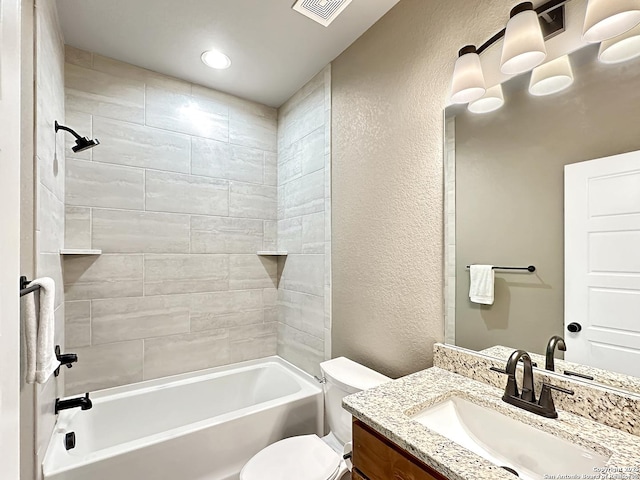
450 0 565 105
582 0 640 43
598 24 640 64
450 45 486 104
201 50 232 69
500 2 547 75
468 84 505 114
529 55 574 96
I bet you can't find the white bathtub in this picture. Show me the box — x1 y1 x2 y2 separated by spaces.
43 356 323 480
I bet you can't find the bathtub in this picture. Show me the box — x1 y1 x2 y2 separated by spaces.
43 356 323 480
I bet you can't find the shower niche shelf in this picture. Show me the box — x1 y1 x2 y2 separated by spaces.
59 249 102 255
257 251 288 257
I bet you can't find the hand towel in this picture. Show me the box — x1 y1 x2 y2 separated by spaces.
469 265 495 305
24 277 60 384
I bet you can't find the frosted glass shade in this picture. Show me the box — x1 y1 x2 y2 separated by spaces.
450 47 486 104
468 85 505 114
583 0 640 43
529 55 574 96
599 24 640 63
500 4 547 75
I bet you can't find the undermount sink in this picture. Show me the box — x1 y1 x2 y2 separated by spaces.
411 396 610 479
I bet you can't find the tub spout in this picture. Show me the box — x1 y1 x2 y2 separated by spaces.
55 393 92 414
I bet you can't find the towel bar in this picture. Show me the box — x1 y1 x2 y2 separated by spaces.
465 265 536 273
20 276 42 297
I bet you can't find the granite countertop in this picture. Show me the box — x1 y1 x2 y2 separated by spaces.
343 367 640 480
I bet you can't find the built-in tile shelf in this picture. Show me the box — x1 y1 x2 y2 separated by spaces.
59 249 102 255
257 251 288 256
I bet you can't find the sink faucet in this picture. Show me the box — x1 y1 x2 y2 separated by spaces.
491 349 574 419
55 393 92 414
545 336 566 371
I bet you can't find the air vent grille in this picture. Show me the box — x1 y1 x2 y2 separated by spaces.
292 0 354 27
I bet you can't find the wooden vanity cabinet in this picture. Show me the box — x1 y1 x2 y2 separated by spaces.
351 420 451 480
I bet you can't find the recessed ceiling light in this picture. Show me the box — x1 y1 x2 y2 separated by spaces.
201 50 231 69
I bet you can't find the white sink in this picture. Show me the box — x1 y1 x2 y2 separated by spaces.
411 396 610 479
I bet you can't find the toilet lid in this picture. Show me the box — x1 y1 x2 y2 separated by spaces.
240 435 341 480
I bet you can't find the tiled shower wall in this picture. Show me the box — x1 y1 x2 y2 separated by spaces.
276 67 332 377
63 47 280 394
32 0 66 474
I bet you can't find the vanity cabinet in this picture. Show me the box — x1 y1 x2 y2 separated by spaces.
351 420 451 480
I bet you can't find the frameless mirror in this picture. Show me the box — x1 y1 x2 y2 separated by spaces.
444 43 640 395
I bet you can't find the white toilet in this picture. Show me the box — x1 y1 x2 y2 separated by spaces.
240 357 390 480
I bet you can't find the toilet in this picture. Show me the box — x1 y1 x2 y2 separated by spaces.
240 357 390 480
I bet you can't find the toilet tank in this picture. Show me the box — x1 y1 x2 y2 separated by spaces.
319 357 390 445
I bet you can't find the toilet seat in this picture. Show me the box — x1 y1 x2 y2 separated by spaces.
240 434 342 480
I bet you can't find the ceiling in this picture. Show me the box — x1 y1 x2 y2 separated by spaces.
56 0 400 107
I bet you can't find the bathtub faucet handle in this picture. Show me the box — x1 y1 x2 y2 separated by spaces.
314 375 327 384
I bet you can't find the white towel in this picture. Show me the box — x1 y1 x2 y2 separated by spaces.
24 277 60 384
469 265 495 305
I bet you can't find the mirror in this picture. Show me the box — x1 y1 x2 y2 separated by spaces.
444 43 640 394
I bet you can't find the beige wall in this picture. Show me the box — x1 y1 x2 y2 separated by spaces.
331 0 507 378
454 48 640 354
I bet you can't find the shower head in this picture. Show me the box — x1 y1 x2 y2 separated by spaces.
55 121 100 153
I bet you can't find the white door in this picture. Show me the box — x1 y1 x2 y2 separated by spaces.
565 151 640 377
0 0 23 478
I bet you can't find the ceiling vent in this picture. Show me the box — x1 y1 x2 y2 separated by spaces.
292 0 354 27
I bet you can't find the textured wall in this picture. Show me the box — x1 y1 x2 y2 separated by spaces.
32 0 66 476
276 67 332 377
331 0 507 378
63 48 279 394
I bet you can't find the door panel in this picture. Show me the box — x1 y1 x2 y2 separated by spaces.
565 151 640 377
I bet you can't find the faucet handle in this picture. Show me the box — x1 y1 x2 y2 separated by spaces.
538 383 574 417
542 383 574 396
489 366 508 375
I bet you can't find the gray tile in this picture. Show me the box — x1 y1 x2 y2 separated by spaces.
65 301 91 348
229 323 278 363
229 182 277 220
66 159 144 210
190 289 263 331
65 341 143 395
229 105 277 152
190 216 263 254
264 152 277 186
65 63 145 124
263 288 278 308
145 170 229 216
281 86 324 147
227 145 264 184
278 217 303 254
277 323 324 377
38 184 64 254
263 221 277 251
279 127 324 185
280 254 324 296
281 170 324 218
278 289 325 338
191 138 264 184
144 254 229 295
92 295 190 344
64 254 144 301
143 330 230 380
191 137 228 179
302 212 325 254
92 116 191 173
65 45 93 68
92 209 190 253
145 86 228 141
65 206 91 250
229 255 277 290
92 54 191 95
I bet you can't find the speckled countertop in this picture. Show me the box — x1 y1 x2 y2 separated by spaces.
343 367 640 480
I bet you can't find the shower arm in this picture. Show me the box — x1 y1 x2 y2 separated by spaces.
54 121 83 140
